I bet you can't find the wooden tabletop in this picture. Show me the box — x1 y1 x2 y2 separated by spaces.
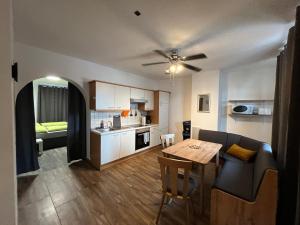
162 139 222 165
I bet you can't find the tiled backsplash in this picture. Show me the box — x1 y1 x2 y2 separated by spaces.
90 104 144 129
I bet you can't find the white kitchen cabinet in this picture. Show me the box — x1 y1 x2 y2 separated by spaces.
158 91 170 131
150 126 161 147
159 103 169 129
101 133 121 164
96 82 115 110
115 86 130 110
120 130 135 158
131 88 145 99
144 90 154 111
159 91 170 104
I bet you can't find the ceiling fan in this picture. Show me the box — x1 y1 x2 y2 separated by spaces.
142 49 207 74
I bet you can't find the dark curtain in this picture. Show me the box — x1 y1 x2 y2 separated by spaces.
16 82 39 174
38 85 68 122
67 83 86 162
271 7 300 225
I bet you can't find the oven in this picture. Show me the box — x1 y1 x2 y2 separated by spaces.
135 127 150 150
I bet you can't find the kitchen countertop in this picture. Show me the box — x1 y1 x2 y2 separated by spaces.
91 124 159 135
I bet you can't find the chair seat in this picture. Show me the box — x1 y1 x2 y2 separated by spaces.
166 173 197 196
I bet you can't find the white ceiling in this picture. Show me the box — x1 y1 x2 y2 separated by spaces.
13 0 298 79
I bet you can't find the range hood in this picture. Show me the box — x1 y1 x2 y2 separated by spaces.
130 98 148 104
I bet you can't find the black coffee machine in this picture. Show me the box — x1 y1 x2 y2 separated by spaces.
182 120 191 140
146 115 151 124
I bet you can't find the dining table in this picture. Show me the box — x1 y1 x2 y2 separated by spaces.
162 138 222 215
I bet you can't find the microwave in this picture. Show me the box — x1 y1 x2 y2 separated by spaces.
232 105 254 115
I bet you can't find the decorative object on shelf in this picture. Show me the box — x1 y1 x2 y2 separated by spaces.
198 94 210 113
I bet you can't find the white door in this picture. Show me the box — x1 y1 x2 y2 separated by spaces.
115 86 130 110
101 133 121 164
96 82 115 110
144 90 154 111
120 130 135 158
130 88 145 99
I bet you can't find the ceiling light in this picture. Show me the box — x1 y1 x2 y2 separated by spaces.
169 64 177 73
168 64 183 74
46 75 61 81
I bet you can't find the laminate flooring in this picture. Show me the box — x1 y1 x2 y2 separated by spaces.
18 146 216 225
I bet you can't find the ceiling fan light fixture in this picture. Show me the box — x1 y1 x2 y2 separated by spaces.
169 64 177 73
169 64 183 74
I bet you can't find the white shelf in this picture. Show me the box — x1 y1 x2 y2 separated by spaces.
228 99 274 103
229 113 272 117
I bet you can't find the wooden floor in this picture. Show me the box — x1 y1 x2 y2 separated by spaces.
18 146 216 225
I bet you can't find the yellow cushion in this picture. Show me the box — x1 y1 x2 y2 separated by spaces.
227 144 256 161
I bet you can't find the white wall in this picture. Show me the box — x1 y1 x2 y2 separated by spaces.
191 70 221 138
223 58 276 143
14 43 157 95
0 0 17 224
158 76 192 142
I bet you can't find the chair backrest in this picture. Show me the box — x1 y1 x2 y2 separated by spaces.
157 156 193 197
161 134 175 148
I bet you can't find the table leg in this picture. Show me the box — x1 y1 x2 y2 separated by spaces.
199 165 205 215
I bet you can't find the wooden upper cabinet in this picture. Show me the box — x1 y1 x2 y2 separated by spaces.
130 88 145 99
89 81 130 111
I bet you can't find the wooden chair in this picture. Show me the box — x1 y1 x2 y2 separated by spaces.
160 134 175 148
156 156 196 225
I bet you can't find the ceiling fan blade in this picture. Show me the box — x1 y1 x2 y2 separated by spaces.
180 63 202 72
154 50 171 59
182 53 207 61
142 62 169 66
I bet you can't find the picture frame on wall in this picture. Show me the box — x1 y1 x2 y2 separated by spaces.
198 94 210 113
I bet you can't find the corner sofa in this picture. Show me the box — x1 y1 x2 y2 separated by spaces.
198 129 278 225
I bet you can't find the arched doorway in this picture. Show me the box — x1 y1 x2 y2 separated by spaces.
15 76 86 174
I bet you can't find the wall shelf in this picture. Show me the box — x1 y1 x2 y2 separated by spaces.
229 113 272 117
228 99 274 103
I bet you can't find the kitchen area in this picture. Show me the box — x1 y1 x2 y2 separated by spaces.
89 81 170 169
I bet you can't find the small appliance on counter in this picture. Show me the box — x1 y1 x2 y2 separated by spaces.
146 115 151 124
113 115 121 129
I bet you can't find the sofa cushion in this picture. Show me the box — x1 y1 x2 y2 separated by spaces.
252 143 277 198
220 152 244 163
227 144 257 161
226 133 241 149
198 129 228 152
239 136 262 152
214 161 254 201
